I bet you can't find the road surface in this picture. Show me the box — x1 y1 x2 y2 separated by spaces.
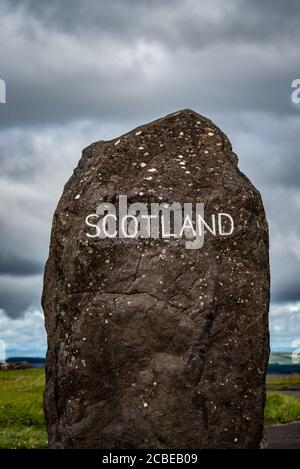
266 422 300 449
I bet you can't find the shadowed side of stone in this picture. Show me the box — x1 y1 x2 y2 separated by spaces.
42 109 270 449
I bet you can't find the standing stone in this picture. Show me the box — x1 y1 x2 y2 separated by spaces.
42 109 270 449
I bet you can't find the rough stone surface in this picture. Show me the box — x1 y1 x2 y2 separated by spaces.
42 109 270 449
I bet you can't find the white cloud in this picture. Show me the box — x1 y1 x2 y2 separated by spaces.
270 302 300 350
0 308 46 357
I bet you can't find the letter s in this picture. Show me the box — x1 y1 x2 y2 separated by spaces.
85 214 100 238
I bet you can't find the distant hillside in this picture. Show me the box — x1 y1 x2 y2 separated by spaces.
4 353 299 373
6 357 45 368
268 364 300 374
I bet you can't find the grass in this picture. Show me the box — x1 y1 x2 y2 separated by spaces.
0 369 47 448
265 392 300 425
1 369 300 448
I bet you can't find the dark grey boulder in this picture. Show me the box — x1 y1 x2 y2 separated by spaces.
42 109 270 448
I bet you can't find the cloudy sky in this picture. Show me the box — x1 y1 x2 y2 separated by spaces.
0 0 299 356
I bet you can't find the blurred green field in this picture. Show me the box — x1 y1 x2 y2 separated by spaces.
1 369 300 448
265 392 300 425
266 374 300 391
0 369 47 448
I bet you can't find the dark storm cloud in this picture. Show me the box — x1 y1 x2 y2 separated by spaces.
0 0 299 347
226 114 300 189
0 121 123 317
0 255 42 276
0 0 300 128
7 0 300 45
269 237 300 303
273 283 300 304
219 113 300 305
0 274 41 318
